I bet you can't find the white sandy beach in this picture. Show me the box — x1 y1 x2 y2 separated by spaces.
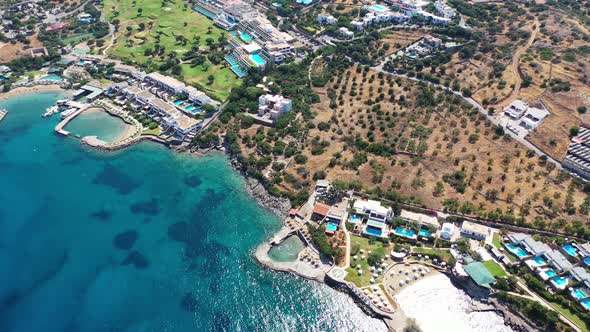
395 274 514 332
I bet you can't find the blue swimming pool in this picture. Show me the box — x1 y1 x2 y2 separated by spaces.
348 214 361 223
533 256 547 265
542 269 556 278
365 226 382 237
296 0 313 4
326 222 338 232
395 226 415 238
371 4 387 11
418 229 431 237
174 99 185 105
582 298 590 309
250 53 266 66
563 244 578 257
185 105 196 111
240 32 253 42
584 257 590 266
40 75 62 81
573 288 588 300
552 276 569 287
507 243 528 257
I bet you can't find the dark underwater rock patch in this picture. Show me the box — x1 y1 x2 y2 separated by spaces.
113 230 138 250
130 198 160 216
183 175 202 188
180 292 199 313
89 209 112 221
121 250 149 269
93 164 140 195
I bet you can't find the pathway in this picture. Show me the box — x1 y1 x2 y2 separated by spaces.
495 17 539 107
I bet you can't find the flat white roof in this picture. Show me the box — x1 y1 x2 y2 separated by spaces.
400 210 439 227
461 221 488 234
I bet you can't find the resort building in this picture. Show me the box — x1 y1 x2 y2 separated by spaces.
258 94 292 119
0 65 12 82
440 222 455 240
575 243 590 266
317 14 337 25
571 266 590 283
338 27 354 39
73 84 104 102
314 180 331 196
144 72 186 95
504 100 528 119
434 0 456 18
520 237 551 257
459 221 489 240
463 261 496 294
563 127 590 180
545 249 573 272
312 202 331 222
354 199 393 238
399 210 438 226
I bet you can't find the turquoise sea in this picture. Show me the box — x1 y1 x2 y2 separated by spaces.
0 91 386 332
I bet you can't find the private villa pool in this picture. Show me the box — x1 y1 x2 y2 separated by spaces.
240 32 253 42
185 105 196 111
572 288 589 300
584 256 590 266
506 243 528 258
563 244 578 257
174 99 185 105
540 268 556 279
582 298 590 310
365 226 383 237
418 229 431 238
268 235 305 262
296 0 313 4
326 222 338 232
395 226 416 238
533 256 547 265
371 4 387 11
550 276 570 289
250 53 266 66
348 214 361 223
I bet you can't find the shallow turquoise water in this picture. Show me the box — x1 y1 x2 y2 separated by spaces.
0 91 386 332
65 109 128 142
268 235 305 262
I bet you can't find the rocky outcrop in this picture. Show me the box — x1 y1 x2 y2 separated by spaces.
244 177 291 217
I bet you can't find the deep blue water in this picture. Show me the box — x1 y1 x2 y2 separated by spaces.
0 91 386 332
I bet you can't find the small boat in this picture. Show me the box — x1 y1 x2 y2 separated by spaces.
42 106 59 118
0 108 7 122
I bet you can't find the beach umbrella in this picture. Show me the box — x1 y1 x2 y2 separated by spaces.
370 278 375 283
412 267 416 272
368 250 372 254
373 273 379 278
360 249 365 254
418 254 422 258
421 271 426 276
361 255 366 260
358 270 363 275
378 268 383 273
404 270 409 275
364 288 370 294
381 258 385 263
377 303 382 308
372 285 379 291
414 274 418 279
371 266 376 272
353 255 358 260
398 270 403 274
405 278 410 283
425 255 430 260
399 281 404 286
390 272 395 277
441 262 447 267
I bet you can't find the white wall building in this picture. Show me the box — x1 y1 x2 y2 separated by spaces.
258 94 292 120
317 14 337 25
338 27 354 38
434 0 456 18
460 221 489 240
440 222 455 240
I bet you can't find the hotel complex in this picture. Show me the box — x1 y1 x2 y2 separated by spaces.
193 0 297 77
563 127 590 180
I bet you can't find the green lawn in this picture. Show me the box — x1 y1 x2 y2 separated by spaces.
345 235 390 287
142 127 161 136
180 64 240 101
412 247 455 265
100 0 239 100
548 300 590 332
62 33 94 45
483 260 507 278
492 232 502 249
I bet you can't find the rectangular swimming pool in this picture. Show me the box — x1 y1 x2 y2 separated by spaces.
365 226 382 237
348 214 361 223
371 4 387 11
563 244 578 257
250 53 266 66
582 298 590 310
418 228 431 237
584 256 590 266
240 32 253 42
395 226 415 238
